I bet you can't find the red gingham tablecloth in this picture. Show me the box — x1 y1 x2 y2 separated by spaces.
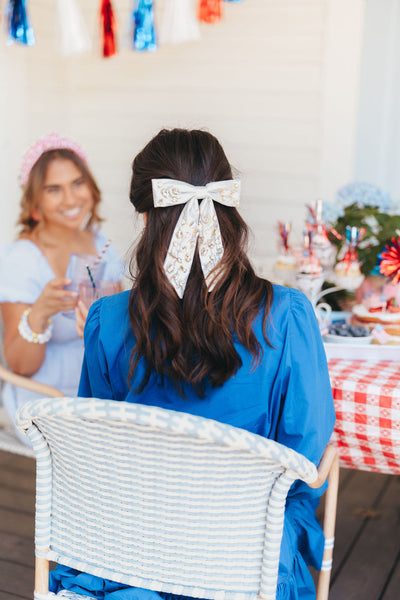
328 359 400 475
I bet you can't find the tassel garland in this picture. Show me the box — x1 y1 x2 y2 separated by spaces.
4 0 246 52
6 0 35 46
160 0 200 44
133 0 157 52
198 0 222 24
56 0 91 57
100 0 117 57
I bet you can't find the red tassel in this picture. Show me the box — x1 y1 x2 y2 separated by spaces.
198 0 222 24
100 0 117 58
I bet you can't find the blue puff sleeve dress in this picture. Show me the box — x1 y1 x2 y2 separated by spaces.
0 230 124 443
49 284 335 600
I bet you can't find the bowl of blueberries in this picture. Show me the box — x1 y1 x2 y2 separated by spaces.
324 322 373 344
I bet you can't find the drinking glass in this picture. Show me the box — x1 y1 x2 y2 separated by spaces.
66 253 105 293
79 280 119 309
63 253 105 317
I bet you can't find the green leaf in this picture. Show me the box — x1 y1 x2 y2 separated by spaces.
328 203 400 275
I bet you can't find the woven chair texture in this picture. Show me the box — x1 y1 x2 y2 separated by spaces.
16 397 319 600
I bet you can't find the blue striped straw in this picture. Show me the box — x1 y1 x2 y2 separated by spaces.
86 265 96 290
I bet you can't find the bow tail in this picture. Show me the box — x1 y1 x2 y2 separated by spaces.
163 198 199 298
198 198 224 291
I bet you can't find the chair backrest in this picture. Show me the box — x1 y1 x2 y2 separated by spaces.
16 397 318 600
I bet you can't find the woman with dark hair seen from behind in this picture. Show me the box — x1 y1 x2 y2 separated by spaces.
51 128 335 599
0 133 124 444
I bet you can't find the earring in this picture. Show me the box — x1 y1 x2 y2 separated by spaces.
31 209 40 222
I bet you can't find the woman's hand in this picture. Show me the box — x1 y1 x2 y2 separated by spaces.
1 278 78 376
75 300 89 339
29 278 78 332
29 277 78 333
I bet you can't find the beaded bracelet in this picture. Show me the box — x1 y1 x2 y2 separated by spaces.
18 308 53 344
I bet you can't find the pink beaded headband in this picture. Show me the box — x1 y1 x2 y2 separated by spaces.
20 133 89 187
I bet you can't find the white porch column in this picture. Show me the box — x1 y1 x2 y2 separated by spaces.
318 0 365 203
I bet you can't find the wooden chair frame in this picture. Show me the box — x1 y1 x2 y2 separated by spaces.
310 445 340 600
0 364 62 456
0 363 62 398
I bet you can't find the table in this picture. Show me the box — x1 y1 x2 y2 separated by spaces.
328 359 400 475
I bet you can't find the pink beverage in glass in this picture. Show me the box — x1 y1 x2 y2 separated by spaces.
63 253 105 317
79 280 119 309
66 253 105 293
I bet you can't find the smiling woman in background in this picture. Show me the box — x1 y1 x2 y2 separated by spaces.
0 133 124 443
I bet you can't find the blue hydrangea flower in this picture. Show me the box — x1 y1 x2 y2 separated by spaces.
336 182 392 210
322 201 344 224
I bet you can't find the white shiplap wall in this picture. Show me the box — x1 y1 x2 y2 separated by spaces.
0 0 364 267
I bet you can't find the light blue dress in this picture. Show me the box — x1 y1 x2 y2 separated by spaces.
0 230 125 443
50 284 336 599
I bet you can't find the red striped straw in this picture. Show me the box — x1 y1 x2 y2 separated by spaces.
93 238 112 267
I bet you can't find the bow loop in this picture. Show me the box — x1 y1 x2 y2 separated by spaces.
152 178 240 298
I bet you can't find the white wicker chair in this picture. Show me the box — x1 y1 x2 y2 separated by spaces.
16 397 339 600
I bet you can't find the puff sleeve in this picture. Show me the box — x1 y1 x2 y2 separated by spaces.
78 299 114 399
0 242 45 303
276 289 336 498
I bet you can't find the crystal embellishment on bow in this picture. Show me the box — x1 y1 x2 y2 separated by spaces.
152 178 240 298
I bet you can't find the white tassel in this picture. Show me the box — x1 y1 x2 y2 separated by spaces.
160 0 200 45
56 0 92 57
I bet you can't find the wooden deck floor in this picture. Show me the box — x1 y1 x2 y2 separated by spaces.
0 449 399 600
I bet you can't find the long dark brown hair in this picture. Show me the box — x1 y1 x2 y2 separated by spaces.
129 128 273 397
18 149 102 234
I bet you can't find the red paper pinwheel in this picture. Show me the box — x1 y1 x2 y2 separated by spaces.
379 236 400 284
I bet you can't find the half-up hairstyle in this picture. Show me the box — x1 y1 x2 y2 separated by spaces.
128 128 273 397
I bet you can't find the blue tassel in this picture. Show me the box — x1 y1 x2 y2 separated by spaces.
6 0 35 46
133 0 157 52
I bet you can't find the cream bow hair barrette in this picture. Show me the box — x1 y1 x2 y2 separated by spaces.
152 178 241 298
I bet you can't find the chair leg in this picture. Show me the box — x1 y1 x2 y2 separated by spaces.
316 450 339 600
35 555 50 595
